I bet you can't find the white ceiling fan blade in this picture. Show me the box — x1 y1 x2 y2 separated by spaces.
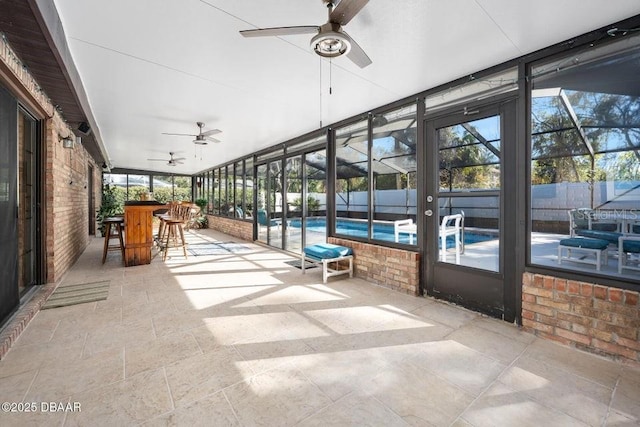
240 26 318 38
201 128 222 137
205 136 221 143
147 158 167 161
344 32 372 68
172 157 186 162
330 0 369 26
162 132 197 137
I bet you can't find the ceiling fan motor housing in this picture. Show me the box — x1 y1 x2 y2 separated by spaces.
311 23 351 58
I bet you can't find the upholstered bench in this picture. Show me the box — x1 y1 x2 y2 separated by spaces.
302 243 353 283
618 235 640 273
558 237 609 271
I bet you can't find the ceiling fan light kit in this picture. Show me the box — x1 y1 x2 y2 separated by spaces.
240 0 371 68
311 25 351 58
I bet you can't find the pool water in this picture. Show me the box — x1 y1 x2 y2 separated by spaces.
288 217 494 247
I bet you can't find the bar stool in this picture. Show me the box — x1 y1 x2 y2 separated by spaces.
102 217 125 264
162 205 189 261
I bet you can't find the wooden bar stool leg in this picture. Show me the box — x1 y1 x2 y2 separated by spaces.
117 222 125 261
102 222 112 264
162 224 172 261
179 225 188 259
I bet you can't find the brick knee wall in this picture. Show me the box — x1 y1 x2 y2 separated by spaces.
206 215 253 241
522 272 640 363
328 237 420 295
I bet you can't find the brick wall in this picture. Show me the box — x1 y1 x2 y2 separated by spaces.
45 113 101 283
206 215 253 242
522 272 640 363
328 237 420 295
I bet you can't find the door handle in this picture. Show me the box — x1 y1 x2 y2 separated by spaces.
424 210 433 216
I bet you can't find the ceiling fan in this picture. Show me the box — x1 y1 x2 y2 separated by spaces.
147 152 185 166
162 122 222 145
240 0 372 68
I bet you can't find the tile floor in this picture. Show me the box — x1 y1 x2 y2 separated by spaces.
0 228 639 426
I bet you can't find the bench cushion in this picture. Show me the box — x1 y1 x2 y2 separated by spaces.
559 237 609 250
304 243 353 260
575 230 622 243
622 240 640 254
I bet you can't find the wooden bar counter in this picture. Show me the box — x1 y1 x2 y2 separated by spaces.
123 201 165 266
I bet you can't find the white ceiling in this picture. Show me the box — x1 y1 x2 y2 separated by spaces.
52 0 640 175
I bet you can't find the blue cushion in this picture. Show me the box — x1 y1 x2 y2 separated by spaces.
304 243 353 260
622 240 640 254
560 238 609 250
575 229 622 244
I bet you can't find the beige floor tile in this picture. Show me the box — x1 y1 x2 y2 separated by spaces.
164 346 248 407
125 331 202 378
473 316 536 344
363 362 475 426
232 331 317 375
50 305 122 343
406 339 507 396
64 369 173 426
445 323 530 364
497 355 612 425
151 310 204 337
461 382 588 427
25 347 124 402
294 349 397 401
0 337 85 379
523 339 622 388
298 392 406 426
609 366 640 424
0 406 66 427
143 391 240 426
0 369 38 402
224 366 333 426
82 317 155 357
410 300 479 329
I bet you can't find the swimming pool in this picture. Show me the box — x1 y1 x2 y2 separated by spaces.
288 217 494 247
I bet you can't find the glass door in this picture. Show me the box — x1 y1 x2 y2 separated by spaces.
424 99 516 318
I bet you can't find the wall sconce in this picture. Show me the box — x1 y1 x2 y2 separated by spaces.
61 135 74 149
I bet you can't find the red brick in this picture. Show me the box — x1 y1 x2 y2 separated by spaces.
592 339 638 361
556 328 591 345
533 275 544 288
594 285 607 300
609 288 623 303
556 312 592 327
523 301 555 317
522 310 535 320
589 328 613 343
543 277 554 290
567 281 580 295
536 298 570 311
523 285 553 298
554 279 567 292
580 284 593 297
522 318 554 334
537 331 572 346
523 273 533 287
523 293 536 303
624 291 639 306
616 336 640 351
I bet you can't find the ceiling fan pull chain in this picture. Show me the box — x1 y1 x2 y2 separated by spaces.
319 56 323 128
329 58 333 95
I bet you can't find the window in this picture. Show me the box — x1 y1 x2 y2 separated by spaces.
334 104 418 244
529 34 640 280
